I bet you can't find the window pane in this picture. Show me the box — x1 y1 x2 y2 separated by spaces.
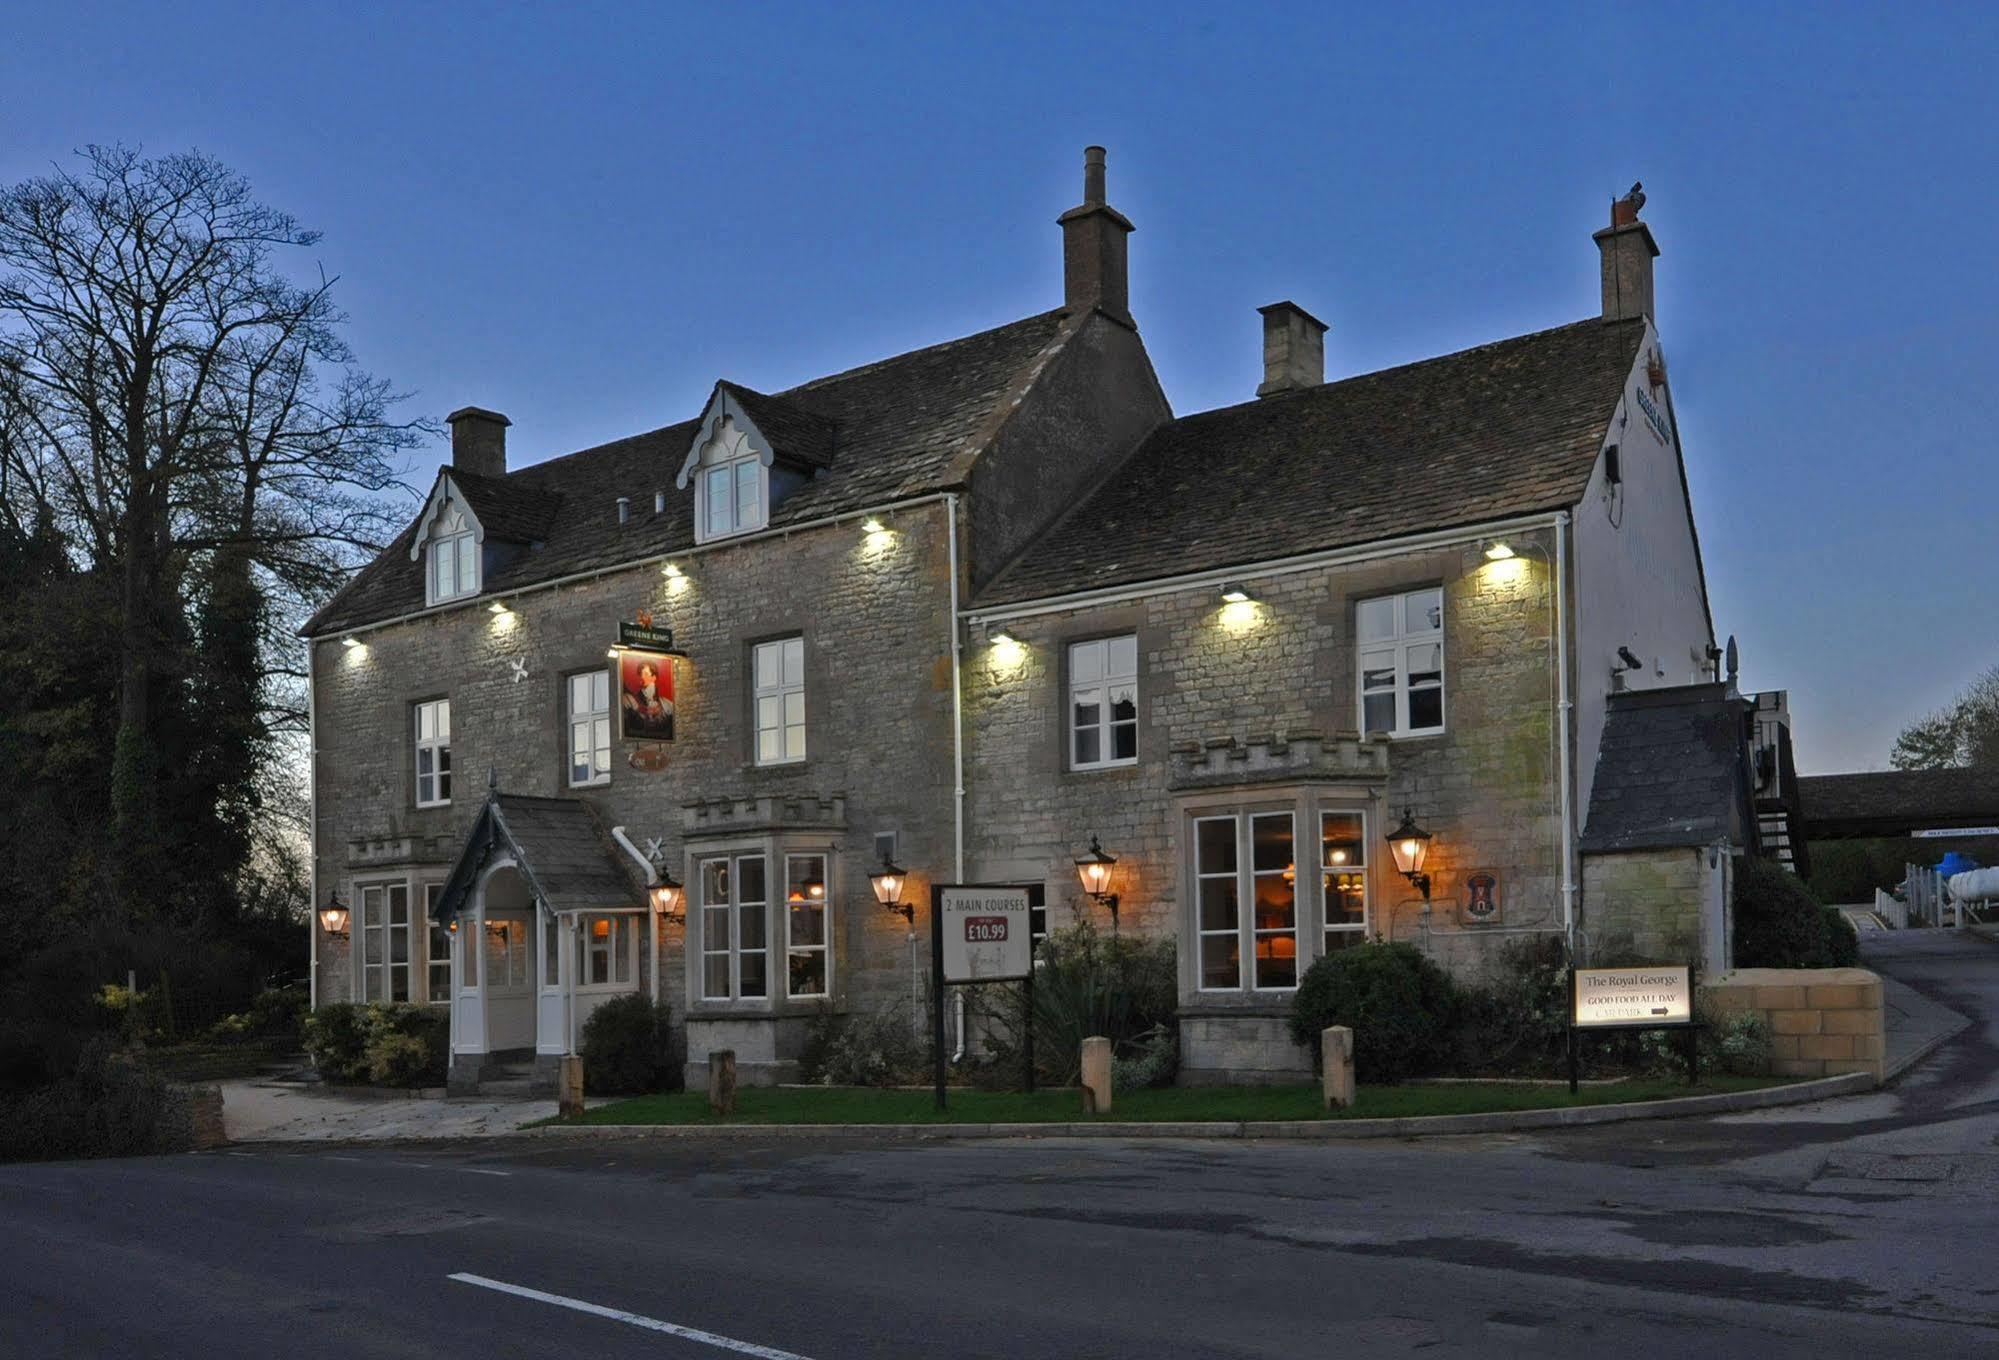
1073 723 1100 767
1360 652 1397 691
417 747 433 778
433 549 450 599
1108 683 1136 725
1409 686 1444 730
544 916 559 986
1255 945 1297 989
1111 720 1137 762
457 536 476 593
785 723 806 762
782 637 803 687
1198 877 1239 931
706 467 730 529
1070 640 1102 684
1201 935 1239 989
703 953 730 998
1251 814 1293 873
702 859 729 906
738 902 766 951
1106 635 1136 677
1358 596 1396 642
739 951 767 998
754 642 777 689
569 674 588 711
737 855 766 904
783 690 805 728
1196 817 1237 873
734 460 759 528
435 702 449 739
1407 589 1442 634
1363 692 1396 733
592 671 609 708
1407 642 1442 687
1322 812 1367 927
789 950 826 996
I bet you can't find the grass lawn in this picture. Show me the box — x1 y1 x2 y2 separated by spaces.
547 1074 1790 1128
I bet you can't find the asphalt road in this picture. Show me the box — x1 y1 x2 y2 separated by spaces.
4 930 1996 1359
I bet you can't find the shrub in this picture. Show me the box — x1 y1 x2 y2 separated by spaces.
580 994 679 1094
800 1002 926 1087
1288 942 1458 1083
1822 907 1860 967
1734 857 1850 968
1109 1023 1178 1091
0 1040 171 1162
1709 1008 1774 1076
979 923 1179 1086
302 1003 370 1081
1451 936 1571 1076
366 1033 435 1086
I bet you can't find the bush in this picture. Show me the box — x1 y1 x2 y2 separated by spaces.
1451 936 1571 1076
1109 1023 1178 1091
0 1039 171 1162
303 1002 447 1087
979 924 1179 1087
1288 942 1458 1083
1734 857 1851 968
800 1002 926 1087
580 994 679 1094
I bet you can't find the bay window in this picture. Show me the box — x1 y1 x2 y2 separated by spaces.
699 853 769 1001
1187 798 1370 993
1357 587 1444 737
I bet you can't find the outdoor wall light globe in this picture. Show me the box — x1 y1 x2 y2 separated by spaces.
1074 835 1121 928
870 852 913 924
1386 808 1433 903
646 849 685 923
317 891 350 937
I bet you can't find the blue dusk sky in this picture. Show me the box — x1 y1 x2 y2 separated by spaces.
6 2 1995 773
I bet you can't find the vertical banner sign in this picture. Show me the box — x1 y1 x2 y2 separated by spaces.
930 885 1036 1111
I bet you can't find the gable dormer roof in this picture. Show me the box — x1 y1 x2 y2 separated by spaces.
406 468 564 563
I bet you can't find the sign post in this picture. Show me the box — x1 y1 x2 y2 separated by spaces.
929 884 1036 1111
1567 962 1698 1094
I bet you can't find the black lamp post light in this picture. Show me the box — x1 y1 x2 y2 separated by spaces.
1386 808 1434 904
1074 835 1120 929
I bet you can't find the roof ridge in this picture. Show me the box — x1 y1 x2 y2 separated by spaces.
780 308 1068 396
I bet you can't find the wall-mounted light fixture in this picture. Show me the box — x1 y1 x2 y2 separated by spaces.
869 852 913 924
1483 540 1516 561
317 891 351 937
1220 583 1252 604
1385 808 1433 904
1074 835 1120 929
661 562 685 580
340 636 362 650
646 845 684 923
990 628 1019 648
862 517 887 534
487 599 511 615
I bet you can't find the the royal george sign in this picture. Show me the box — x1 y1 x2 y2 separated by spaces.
936 885 1033 983
1572 965 1694 1029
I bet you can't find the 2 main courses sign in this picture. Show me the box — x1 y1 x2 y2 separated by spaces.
929 884 1036 1109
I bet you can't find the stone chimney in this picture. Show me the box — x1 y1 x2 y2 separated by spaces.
447 407 511 479
1593 185 1658 323
1058 146 1135 324
1256 301 1328 397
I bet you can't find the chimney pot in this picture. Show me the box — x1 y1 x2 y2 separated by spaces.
446 407 510 478
1058 146 1135 323
616 496 630 525
1255 301 1328 397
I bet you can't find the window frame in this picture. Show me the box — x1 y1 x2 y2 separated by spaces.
1356 587 1446 738
782 852 832 1001
1067 634 1140 772
565 668 613 788
752 636 807 767
576 914 638 992
413 697 452 808
1319 808 1371 954
695 851 771 1004
423 883 450 1004
356 880 413 1003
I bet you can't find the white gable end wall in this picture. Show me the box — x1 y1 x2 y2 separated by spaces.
1571 321 1717 824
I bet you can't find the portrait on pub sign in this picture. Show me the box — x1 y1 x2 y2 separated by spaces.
617 649 675 743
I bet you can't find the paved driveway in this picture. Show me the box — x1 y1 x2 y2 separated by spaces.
220 1081 566 1141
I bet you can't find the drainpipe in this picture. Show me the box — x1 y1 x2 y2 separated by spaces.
1554 512 1576 952
307 641 318 1011
946 493 966 882
609 825 661 1007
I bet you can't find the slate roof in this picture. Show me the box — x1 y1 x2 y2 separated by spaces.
976 316 1646 606
716 381 837 469
1798 769 1999 838
445 467 564 544
1580 682 1754 854
306 308 1073 635
432 789 642 926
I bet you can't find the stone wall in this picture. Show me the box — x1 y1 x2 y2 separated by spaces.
1701 967 1885 1082
1583 847 1699 963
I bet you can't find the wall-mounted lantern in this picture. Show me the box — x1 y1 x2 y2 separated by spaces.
1386 808 1433 904
647 846 684 924
1074 835 1121 929
870 852 913 924
317 891 350 937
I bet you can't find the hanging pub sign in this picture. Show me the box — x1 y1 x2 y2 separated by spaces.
619 620 676 651
1463 871 1500 924
609 610 683 746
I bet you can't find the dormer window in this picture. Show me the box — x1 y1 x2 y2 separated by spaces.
427 501 480 604
694 415 767 542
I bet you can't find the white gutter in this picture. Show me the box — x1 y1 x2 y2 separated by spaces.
310 491 957 642
963 512 1568 624
946 493 966 882
1554 511 1576 945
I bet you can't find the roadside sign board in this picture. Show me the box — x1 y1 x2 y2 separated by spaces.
1913 826 1999 839
1572 965 1693 1029
937 885 1033 983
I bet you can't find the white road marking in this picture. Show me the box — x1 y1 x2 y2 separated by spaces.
448 1273 814 1358
457 1167 512 1177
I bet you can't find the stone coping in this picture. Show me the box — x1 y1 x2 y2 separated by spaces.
515 1071 1873 1142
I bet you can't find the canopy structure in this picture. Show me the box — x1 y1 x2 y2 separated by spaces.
432 780 642 928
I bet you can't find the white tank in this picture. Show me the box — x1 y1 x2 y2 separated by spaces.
1946 867 1999 902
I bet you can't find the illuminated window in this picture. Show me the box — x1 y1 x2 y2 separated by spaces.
567 670 612 787
1321 811 1369 953
1357 588 1444 737
753 637 806 765
1069 635 1138 770
1192 810 1298 991
580 915 635 988
413 698 451 807
483 918 529 988
698 854 768 1001
784 854 830 998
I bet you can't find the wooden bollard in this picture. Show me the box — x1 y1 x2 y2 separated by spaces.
1322 1026 1354 1110
708 1049 737 1115
558 1055 585 1119
1080 1036 1112 1114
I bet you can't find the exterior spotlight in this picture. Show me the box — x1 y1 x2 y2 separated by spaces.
1220 583 1252 603
661 562 684 579
862 517 887 533
317 891 350 937
606 647 621 660
1074 835 1120 928
869 852 912 924
1386 808 1434 903
990 628 1019 647
1483 541 1516 561
340 636 361 649
487 599 510 615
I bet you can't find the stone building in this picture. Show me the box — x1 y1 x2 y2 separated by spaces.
304 150 1728 1090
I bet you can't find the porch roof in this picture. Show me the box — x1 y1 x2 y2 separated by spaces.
431 786 643 926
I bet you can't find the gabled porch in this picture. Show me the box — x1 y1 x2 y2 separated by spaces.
430 782 653 1096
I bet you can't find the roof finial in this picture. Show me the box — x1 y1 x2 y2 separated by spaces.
1725 635 1739 687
